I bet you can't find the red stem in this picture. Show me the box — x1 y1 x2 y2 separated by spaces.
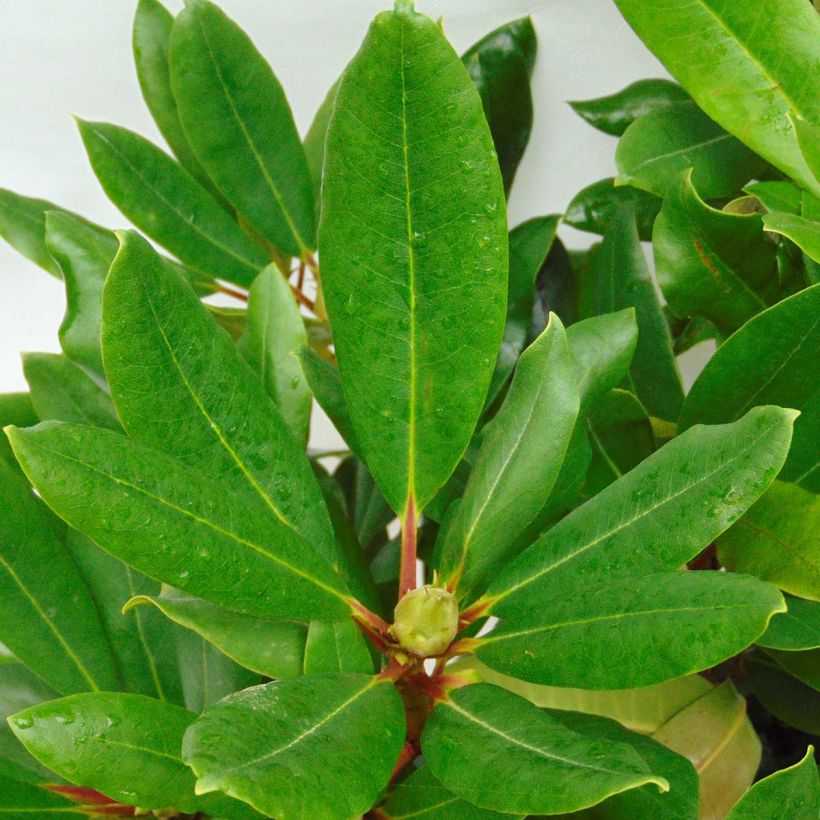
213 283 248 303
398 496 418 597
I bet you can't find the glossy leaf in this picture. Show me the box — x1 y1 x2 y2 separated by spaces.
758 596 820 651
615 102 765 199
237 266 311 444
22 353 119 431
440 315 579 599
764 212 820 263
304 79 339 206
102 232 342 574
793 116 820 185
302 619 374 675
481 406 796 618
9 692 258 817
680 283 820 490
7 422 351 622
727 746 819 820
745 180 803 215
462 17 536 194
77 119 268 285
0 457 116 695
565 177 661 241
579 208 683 422
718 481 820 602
170 0 315 255
319 4 507 514
654 171 780 335
477 570 784 689
611 0 820 196
652 680 760 820
125 591 308 678
0 393 37 472
422 683 668 815
182 675 405 819
569 78 689 137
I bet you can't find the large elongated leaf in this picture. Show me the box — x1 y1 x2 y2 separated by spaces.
653 171 779 335
319 4 507 514
758 596 820 651
77 120 267 285
0 458 116 695
7 422 351 622
476 570 784 689
170 0 315 255
182 675 405 819
102 232 341 574
462 17 536 194
611 0 820 196
421 683 668 815
764 211 820 264
9 693 258 817
439 315 578 599
481 406 796 617
579 208 683 423
237 266 311 444
746 652 820 735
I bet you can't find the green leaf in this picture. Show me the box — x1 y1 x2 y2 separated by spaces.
9 692 258 817
7 422 351 622
615 102 765 199
462 17 536 194
486 215 558 411
744 180 803 215
303 619 374 675
565 177 661 242
182 674 405 819
125 591 308 678
0 457 116 695
22 354 119 432
133 0 218 194
439 315 579 599
764 211 820 263
477 570 784 689
569 78 690 137
654 171 781 335
679 283 820 490
651 680 761 820
727 746 819 820
793 116 820 185
0 393 37 473
381 765 520 819
758 595 820 651
102 232 344 576
170 0 315 255
579 208 683 423
65 530 184 704
421 683 669 815
0 774 88 818
481 406 796 617
76 119 268 286
237 266 311 444
764 648 820 691
611 0 820 196
718 481 820 601
319 5 507 514
304 79 339 207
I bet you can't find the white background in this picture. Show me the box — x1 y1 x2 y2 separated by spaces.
0 0 702 446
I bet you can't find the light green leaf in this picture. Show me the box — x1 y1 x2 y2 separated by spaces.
793 116 820 185
482 406 796 617
565 177 661 241
654 170 779 335
303 619 374 675
579 208 683 422
421 683 668 815
7 422 351 622
22 353 119 432
9 692 259 817
477 570 784 689
170 0 315 255
0 457 116 695
124 591 307 679
77 119 267 286
304 79 339 207
237 266 311 444
613 0 820 195
727 746 819 820
182 674 405 819
102 232 344 577
569 78 690 137
319 4 507 514
0 393 37 474
758 595 820 651
744 180 803 215
615 102 765 199
440 315 579 600
651 680 760 820
764 211 820 263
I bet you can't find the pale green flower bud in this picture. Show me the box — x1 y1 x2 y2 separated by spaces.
392 585 459 657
